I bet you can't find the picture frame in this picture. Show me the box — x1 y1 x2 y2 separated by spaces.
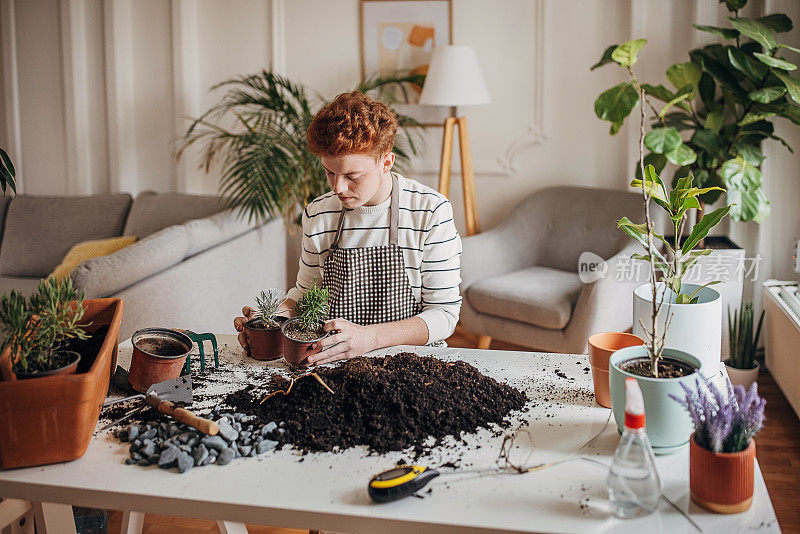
360 0 453 127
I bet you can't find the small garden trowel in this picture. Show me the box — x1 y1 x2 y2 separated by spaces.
101 375 219 435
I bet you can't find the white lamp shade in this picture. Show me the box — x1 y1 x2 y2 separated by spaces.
418 45 491 107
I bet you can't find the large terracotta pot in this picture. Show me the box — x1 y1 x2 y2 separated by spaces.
128 328 192 393
244 317 286 361
588 332 643 408
0 298 124 469
281 319 326 367
690 433 755 514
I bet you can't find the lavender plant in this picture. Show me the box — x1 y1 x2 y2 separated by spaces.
670 377 765 453
252 288 287 329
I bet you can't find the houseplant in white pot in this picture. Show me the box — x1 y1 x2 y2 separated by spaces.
671 378 765 513
725 301 764 388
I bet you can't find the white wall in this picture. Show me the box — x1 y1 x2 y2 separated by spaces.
1 0 798 290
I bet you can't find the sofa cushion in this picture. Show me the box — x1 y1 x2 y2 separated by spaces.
50 235 138 280
466 266 584 330
0 276 42 297
123 191 225 239
0 194 132 277
182 210 255 258
71 225 189 299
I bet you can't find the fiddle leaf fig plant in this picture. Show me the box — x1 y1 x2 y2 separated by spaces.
593 0 800 224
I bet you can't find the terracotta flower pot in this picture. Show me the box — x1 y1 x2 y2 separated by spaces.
588 332 644 408
244 317 286 361
14 351 81 379
281 318 327 367
128 328 192 393
0 298 124 469
690 433 755 513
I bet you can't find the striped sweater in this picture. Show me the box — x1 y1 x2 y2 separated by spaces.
286 173 462 343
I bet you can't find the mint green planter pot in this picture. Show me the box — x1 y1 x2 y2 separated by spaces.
609 345 706 455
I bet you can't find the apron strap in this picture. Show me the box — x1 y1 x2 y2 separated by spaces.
330 207 347 250
389 173 399 246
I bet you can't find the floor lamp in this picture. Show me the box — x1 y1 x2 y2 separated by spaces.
420 46 493 349
419 45 491 237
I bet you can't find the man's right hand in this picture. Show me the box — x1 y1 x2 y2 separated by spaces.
234 306 257 355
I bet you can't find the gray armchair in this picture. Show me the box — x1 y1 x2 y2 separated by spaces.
460 186 663 354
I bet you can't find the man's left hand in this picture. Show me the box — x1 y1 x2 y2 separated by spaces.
307 318 377 365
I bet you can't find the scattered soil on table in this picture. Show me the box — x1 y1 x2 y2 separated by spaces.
223 352 528 455
620 356 697 379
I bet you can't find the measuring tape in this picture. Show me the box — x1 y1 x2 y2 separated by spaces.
368 465 441 502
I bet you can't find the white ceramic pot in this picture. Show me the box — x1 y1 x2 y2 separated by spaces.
633 283 724 386
725 360 760 390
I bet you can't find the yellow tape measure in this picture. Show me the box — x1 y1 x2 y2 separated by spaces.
368 465 441 502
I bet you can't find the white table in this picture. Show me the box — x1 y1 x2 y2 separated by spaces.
0 335 779 533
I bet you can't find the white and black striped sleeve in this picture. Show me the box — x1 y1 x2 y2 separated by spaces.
416 198 462 343
286 208 323 304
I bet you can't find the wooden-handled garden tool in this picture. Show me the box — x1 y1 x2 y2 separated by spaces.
101 375 219 435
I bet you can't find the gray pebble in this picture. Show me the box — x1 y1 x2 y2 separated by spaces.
200 454 216 466
177 452 194 473
261 422 277 435
257 440 278 454
202 435 228 451
248 448 257 457
137 458 151 467
127 425 139 441
125 458 136 465
158 447 180 467
148 454 160 463
233 413 244 421
141 428 157 440
116 429 129 442
217 447 235 466
187 437 199 447
239 431 251 439
130 452 143 461
217 420 239 442
178 444 192 453
141 441 157 457
238 445 252 456
168 424 180 437
243 438 252 446
193 444 209 465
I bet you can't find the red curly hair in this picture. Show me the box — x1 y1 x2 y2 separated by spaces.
307 91 398 158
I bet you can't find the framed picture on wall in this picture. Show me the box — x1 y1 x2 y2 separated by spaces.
360 0 452 126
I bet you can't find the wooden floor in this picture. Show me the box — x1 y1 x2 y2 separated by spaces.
107 332 800 533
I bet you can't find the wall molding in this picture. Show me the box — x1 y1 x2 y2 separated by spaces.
1 0 23 193
171 0 201 193
103 0 137 194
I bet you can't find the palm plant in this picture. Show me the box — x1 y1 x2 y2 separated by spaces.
0 147 17 195
178 70 426 226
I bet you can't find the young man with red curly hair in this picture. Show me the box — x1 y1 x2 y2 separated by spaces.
235 91 461 364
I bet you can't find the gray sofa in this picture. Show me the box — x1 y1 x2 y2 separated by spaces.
0 192 286 340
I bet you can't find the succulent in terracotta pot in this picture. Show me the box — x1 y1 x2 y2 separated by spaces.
244 288 288 361
0 277 88 378
671 377 766 513
281 279 330 366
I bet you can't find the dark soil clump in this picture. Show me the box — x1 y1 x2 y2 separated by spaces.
620 356 697 379
64 324 110 374
224 352 528 454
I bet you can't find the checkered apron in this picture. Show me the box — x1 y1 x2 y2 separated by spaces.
323 173 420 326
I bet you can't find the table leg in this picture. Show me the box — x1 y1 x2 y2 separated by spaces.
120 511 144 534
217 520 248 534
32 502 76 534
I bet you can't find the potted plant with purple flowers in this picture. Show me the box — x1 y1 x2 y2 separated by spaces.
671 378 766 514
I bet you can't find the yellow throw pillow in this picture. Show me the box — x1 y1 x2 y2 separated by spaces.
50 235 137 280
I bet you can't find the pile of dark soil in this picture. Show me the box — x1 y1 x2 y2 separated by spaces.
224 352 528 454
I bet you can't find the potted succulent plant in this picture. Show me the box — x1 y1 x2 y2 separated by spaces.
671 378 765 514
281 279 330 366
244 288 288 361
725 301 764 389
0 277 124 468
592 2 800 358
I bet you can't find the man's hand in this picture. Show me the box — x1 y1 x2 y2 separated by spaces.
233 306 257 356
307 318 378 365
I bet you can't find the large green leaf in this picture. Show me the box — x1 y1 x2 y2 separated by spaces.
691 48 747 99
611 39 647 67
730 17 777 52
721 156 763 189
682 206 732 255
698 72 717 108
658 85 694 118
693 24 739 40
757 14 793 33
727 187 770 222
644 127 682 154
665 143 697 166
690 129 726 160
731 142 765 165
753 52 797 70
634 152 667 181
773 70 800 103
739 110 778 125
747 86 787 103
594 82 639 128
705 110 725 133
641 83 675 102
666 62 702 92
591 45 618 70
727 46 769 82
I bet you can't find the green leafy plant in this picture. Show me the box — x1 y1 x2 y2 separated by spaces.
178 70 426 226
0 277 88 375
252 288 287 329
0 147 17 195
294 279 330 334
592 0 800 224
728 301 764 370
